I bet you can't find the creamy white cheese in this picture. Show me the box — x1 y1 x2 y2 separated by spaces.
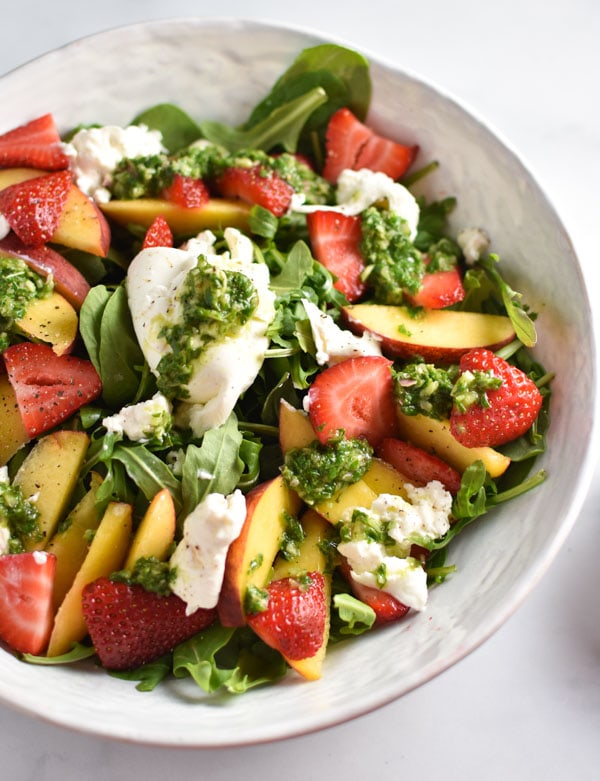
169 490 246 613
102 392 172 442
338 539 429 611
63 124 165 203
338 481 453 611
457 227 491 265
302 299 382 366
292 168 420 239
127 228 276 436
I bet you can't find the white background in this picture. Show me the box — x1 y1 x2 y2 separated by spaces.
1 1 599 778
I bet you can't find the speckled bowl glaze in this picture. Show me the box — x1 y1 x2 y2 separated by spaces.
0 17 596 747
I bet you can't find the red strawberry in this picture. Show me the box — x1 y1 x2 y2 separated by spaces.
339 559 409 625
377 437 462 494
3 341 102 437
162 173 209 208
450 348 543 447
0 114 69 171
214 165 294 217
307 355 398 447
406 268 466 309
81 577 217 671
322 107 418 184
322 108 373 183
306 210 366 302
0 552 56 655
246 572 326 661
0 169 72 246
141 214 174 249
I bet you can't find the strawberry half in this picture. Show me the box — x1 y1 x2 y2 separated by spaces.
306 210 366 302
377 437 462 494
322 107 418 184
81 578 217 671
3 341 102 437
450 348 543 448
405 268 466 309
246 572 327 661
214 165 294 217
0 114 69 171
0 169 72 246
162 173 209 208
339 559 409 625
307 355 398 447
0 551 56 655
141 214 174 249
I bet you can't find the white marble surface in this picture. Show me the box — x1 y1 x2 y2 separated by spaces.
1 1 599 778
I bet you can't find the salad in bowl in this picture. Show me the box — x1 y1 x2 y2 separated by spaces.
0 37 552 699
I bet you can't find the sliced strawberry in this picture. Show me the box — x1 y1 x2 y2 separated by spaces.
3 341 102 437
214 165 293 217
81 577 216 671
0 170 72 246
0 114 69 171
307 355 398 447
0 551 56 655
405 268 466 309
141 214 174 249
450 348 543 447
246 572 326 661
322 107 418 184
355 134 419 182
162 173 209 209
0 233 90 309
322 108 373 184
339 559 409 625
306 210 366 302
377 437 462 494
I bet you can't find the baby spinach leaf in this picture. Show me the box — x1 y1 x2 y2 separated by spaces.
131 103 202 152
200 87 327 153
79 284 112 376
247 43 371 126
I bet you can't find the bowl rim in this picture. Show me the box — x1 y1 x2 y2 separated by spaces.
0 14 598 747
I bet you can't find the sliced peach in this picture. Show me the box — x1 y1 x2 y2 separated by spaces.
217 475 303 627
0 374 29 466
270 509 332 681
14 430 90 550
341 304 515 362
51 184 111 257
46 501 133 657
100 197 251 236
278 399 316 453
123 487 176 569
15 291 78 355
395 409 511 478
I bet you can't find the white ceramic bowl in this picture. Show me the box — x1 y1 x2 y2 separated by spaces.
0 17 597 747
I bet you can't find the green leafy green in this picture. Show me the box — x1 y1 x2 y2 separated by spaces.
132 103 202 152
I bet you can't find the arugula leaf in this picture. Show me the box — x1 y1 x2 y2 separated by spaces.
173 624 287 694
111 444 182 513
131 103 202 152
200 87 327 153
180 413 244 519
23 642 96 665
476 254 537 347
110 655 172 692
331 593 376 637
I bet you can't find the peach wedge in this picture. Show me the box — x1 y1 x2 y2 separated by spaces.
341 304 515 362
